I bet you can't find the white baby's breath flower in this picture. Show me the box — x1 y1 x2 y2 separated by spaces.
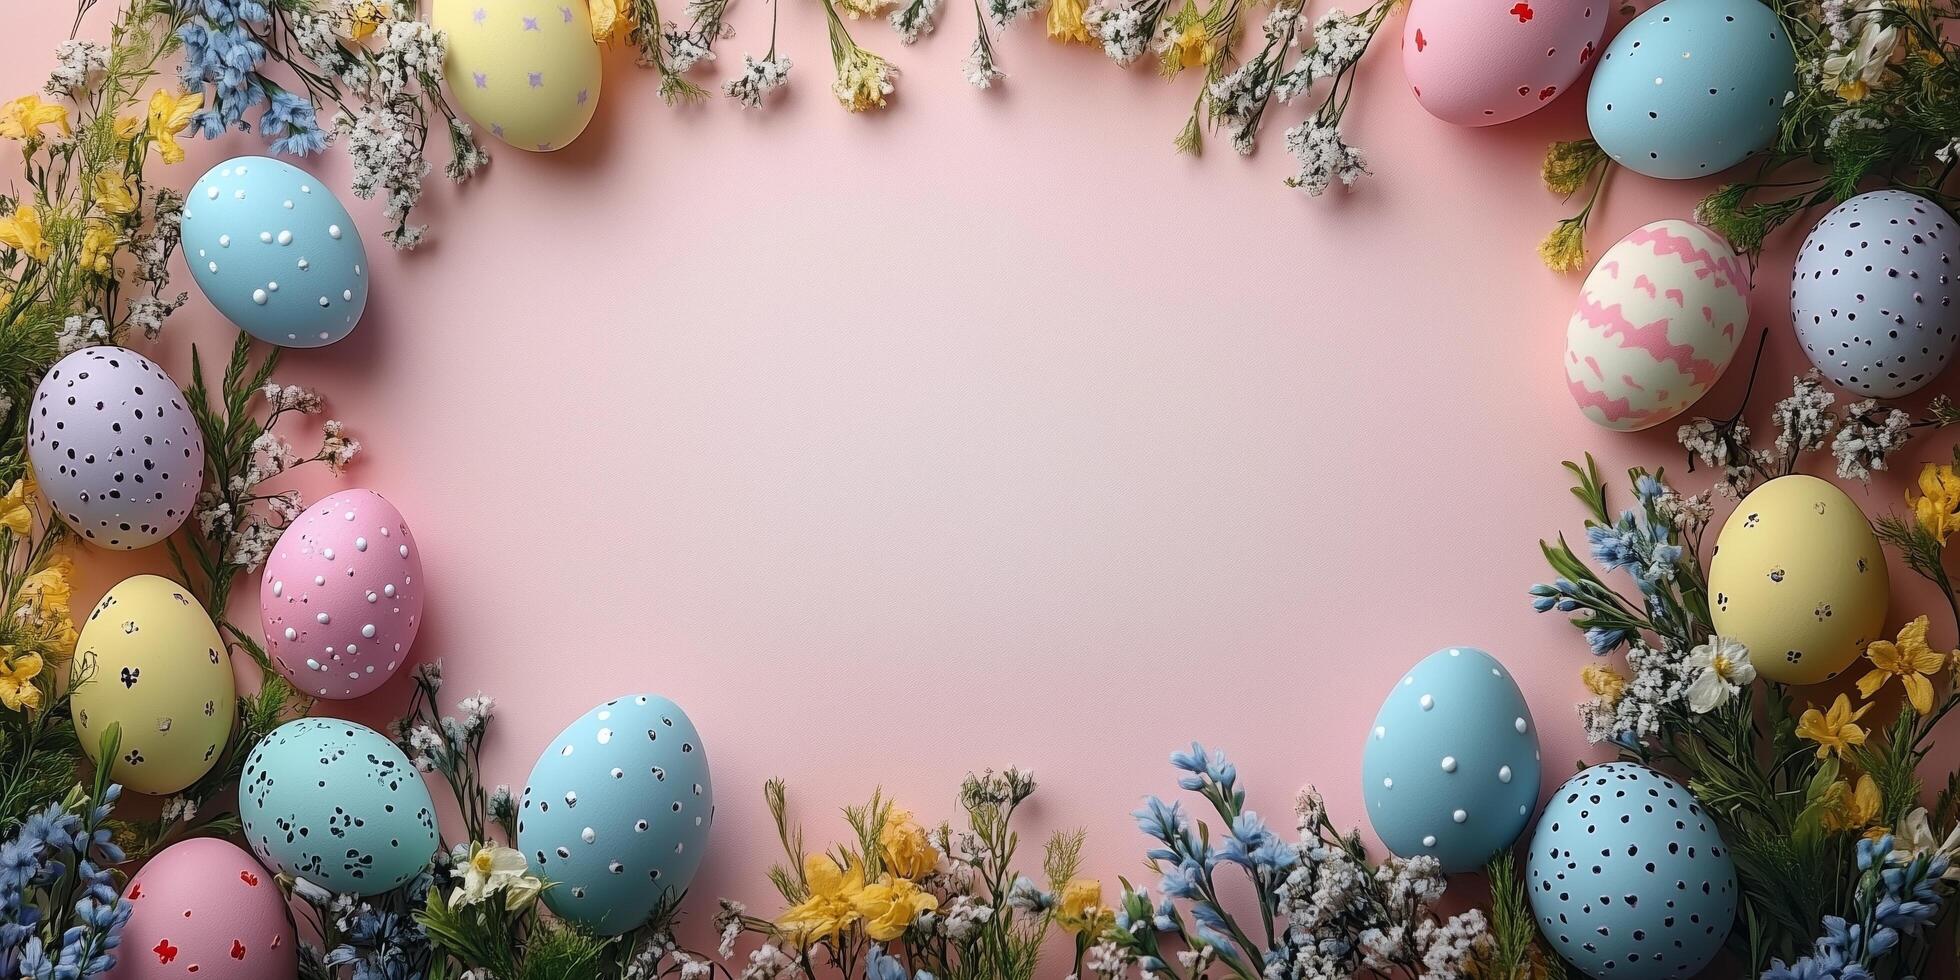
724 54 793 107
963 34 1006 88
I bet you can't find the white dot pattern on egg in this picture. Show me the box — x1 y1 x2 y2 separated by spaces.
238 718 439 897
26 346 204 550
1526 763 1737 979
1360 647 1541 873
260 489 423 700
180 156 368 348
1565 219 1750 431
517 694 714 936
1793 190 1959 398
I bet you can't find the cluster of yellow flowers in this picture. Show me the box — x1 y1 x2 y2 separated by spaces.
0 475 79 713
777 808 942 942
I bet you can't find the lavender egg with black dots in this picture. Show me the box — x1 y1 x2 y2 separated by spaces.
1526 763 1737 979
27 346 202 550
180 156 368 348
239 718 439 896
1361 647 1541 873
1793 190 1958 398
517 695 714 936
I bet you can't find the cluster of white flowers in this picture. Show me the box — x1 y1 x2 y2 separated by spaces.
890 0 943 44
44 39 107 96
1579 640 1690 743
226 515 283 571
1083 0 1155 66
1301 8 1369 80
55 312 109 355
986 0 1042 28
1833 398 1914 480
725 55 795 108
1282 120 1366 196
158 795 198 825
1655 487 1716 532
964 36 1006 88
262 382 326 414
934 893 995 940
1770 370 1840 463
321 419 362 474
340 104 434 249
1677 416 1761 497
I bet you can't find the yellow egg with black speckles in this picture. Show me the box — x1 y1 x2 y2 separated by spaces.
69 575 235 795
434 0 602 152
1708 475 1889 685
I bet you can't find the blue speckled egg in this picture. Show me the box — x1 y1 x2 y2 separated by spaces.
1793 190 1959 398
517 695 714 936
1585 0 1795 179
1361 647 1541 873
1526 763 1737 979
180 156 368 347
239 718 438 896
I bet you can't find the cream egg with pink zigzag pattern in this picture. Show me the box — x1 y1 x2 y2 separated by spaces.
1564 219 1750 432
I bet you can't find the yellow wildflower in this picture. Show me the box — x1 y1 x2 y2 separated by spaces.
1538 218 1588 273
1858 615 1951 715
879 808 938 880
1160 11 1216 71
113 112 143 141
20 552 75 615
854 875 938 941
349 1 391 39
145 89 204 164
1541 139 1604 196
1798 694 1874 760
1055 877 1111 934
0 476 32 536
93 172 138 217
1820 774 1881 832
1047 0 1090 43
0 95 71 140
776 854 865 943
1582 664 1627 705
0 205 51 263
0 651 44 711
78 222 116 277
1910 463 1960 544
589 0 633 41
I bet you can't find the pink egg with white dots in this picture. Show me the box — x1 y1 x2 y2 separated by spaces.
1402 0 1605 127
260 489 423 699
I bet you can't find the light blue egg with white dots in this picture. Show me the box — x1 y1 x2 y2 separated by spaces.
238 718 440 896
1585 0 1795 180
180 156 369 347
1361 647 1541 873
1526 763 1737 979
517 694 714 936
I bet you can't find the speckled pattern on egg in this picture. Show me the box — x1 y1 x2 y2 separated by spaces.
180 156 368 348
1793 190 1959 398
69 575 235 797
1564 219 1750 431
1401 0 1604 127
106 837 297 980
434 0 603 152
1585 0 1796 179
260 489 423 700
27 346 203 550
517 695 714 936
1360 648 1541 873
1526 763 1737 979
239 718 439 896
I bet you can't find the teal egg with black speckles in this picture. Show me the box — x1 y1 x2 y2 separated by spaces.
1361 647 1541 873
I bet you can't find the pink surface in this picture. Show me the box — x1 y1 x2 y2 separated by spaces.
8 0 1959 965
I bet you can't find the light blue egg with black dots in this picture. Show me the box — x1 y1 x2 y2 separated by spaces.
1361 647 1542 873
181 156 368 347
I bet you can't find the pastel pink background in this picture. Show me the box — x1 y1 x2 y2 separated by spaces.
7 0 1958 971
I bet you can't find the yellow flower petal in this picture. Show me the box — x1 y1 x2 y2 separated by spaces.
145 89 204 165
0 205 50 263
93 172 137 216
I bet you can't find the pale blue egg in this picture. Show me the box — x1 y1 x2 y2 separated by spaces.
517 695 714 936
238 718 439 896
1585 0 1795 179
1793 190 1960 397
1526 763 1737 979
180 156 369 347
1360 647 1541 873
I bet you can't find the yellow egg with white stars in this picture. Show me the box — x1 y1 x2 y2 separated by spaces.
1709 476 1889 686
435 0 602 152
69 575 235 795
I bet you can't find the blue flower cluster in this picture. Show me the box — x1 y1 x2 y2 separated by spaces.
317 870 438 980
175 0 328 154
1763 836 1952 980
866 943 937 980
1529 467 1691 658
0 788 132 980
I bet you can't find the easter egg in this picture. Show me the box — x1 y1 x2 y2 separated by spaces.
1565 219 1750 431
70 575 234 796
1585 0 1795 179
1402 0 1605 127
1708 475 1888 685
26 346 202 550
240 718 438 895
517 695 714 935
180 157 368 348
1527 763 1737 979
1361 647 1541 873
1793 190 1960 398
435 0 602 152
260 489 424 700
107 838 296 980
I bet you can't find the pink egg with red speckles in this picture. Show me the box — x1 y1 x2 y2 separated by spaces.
260 489 423 699
1402 0 1605 126
106 837 296 980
